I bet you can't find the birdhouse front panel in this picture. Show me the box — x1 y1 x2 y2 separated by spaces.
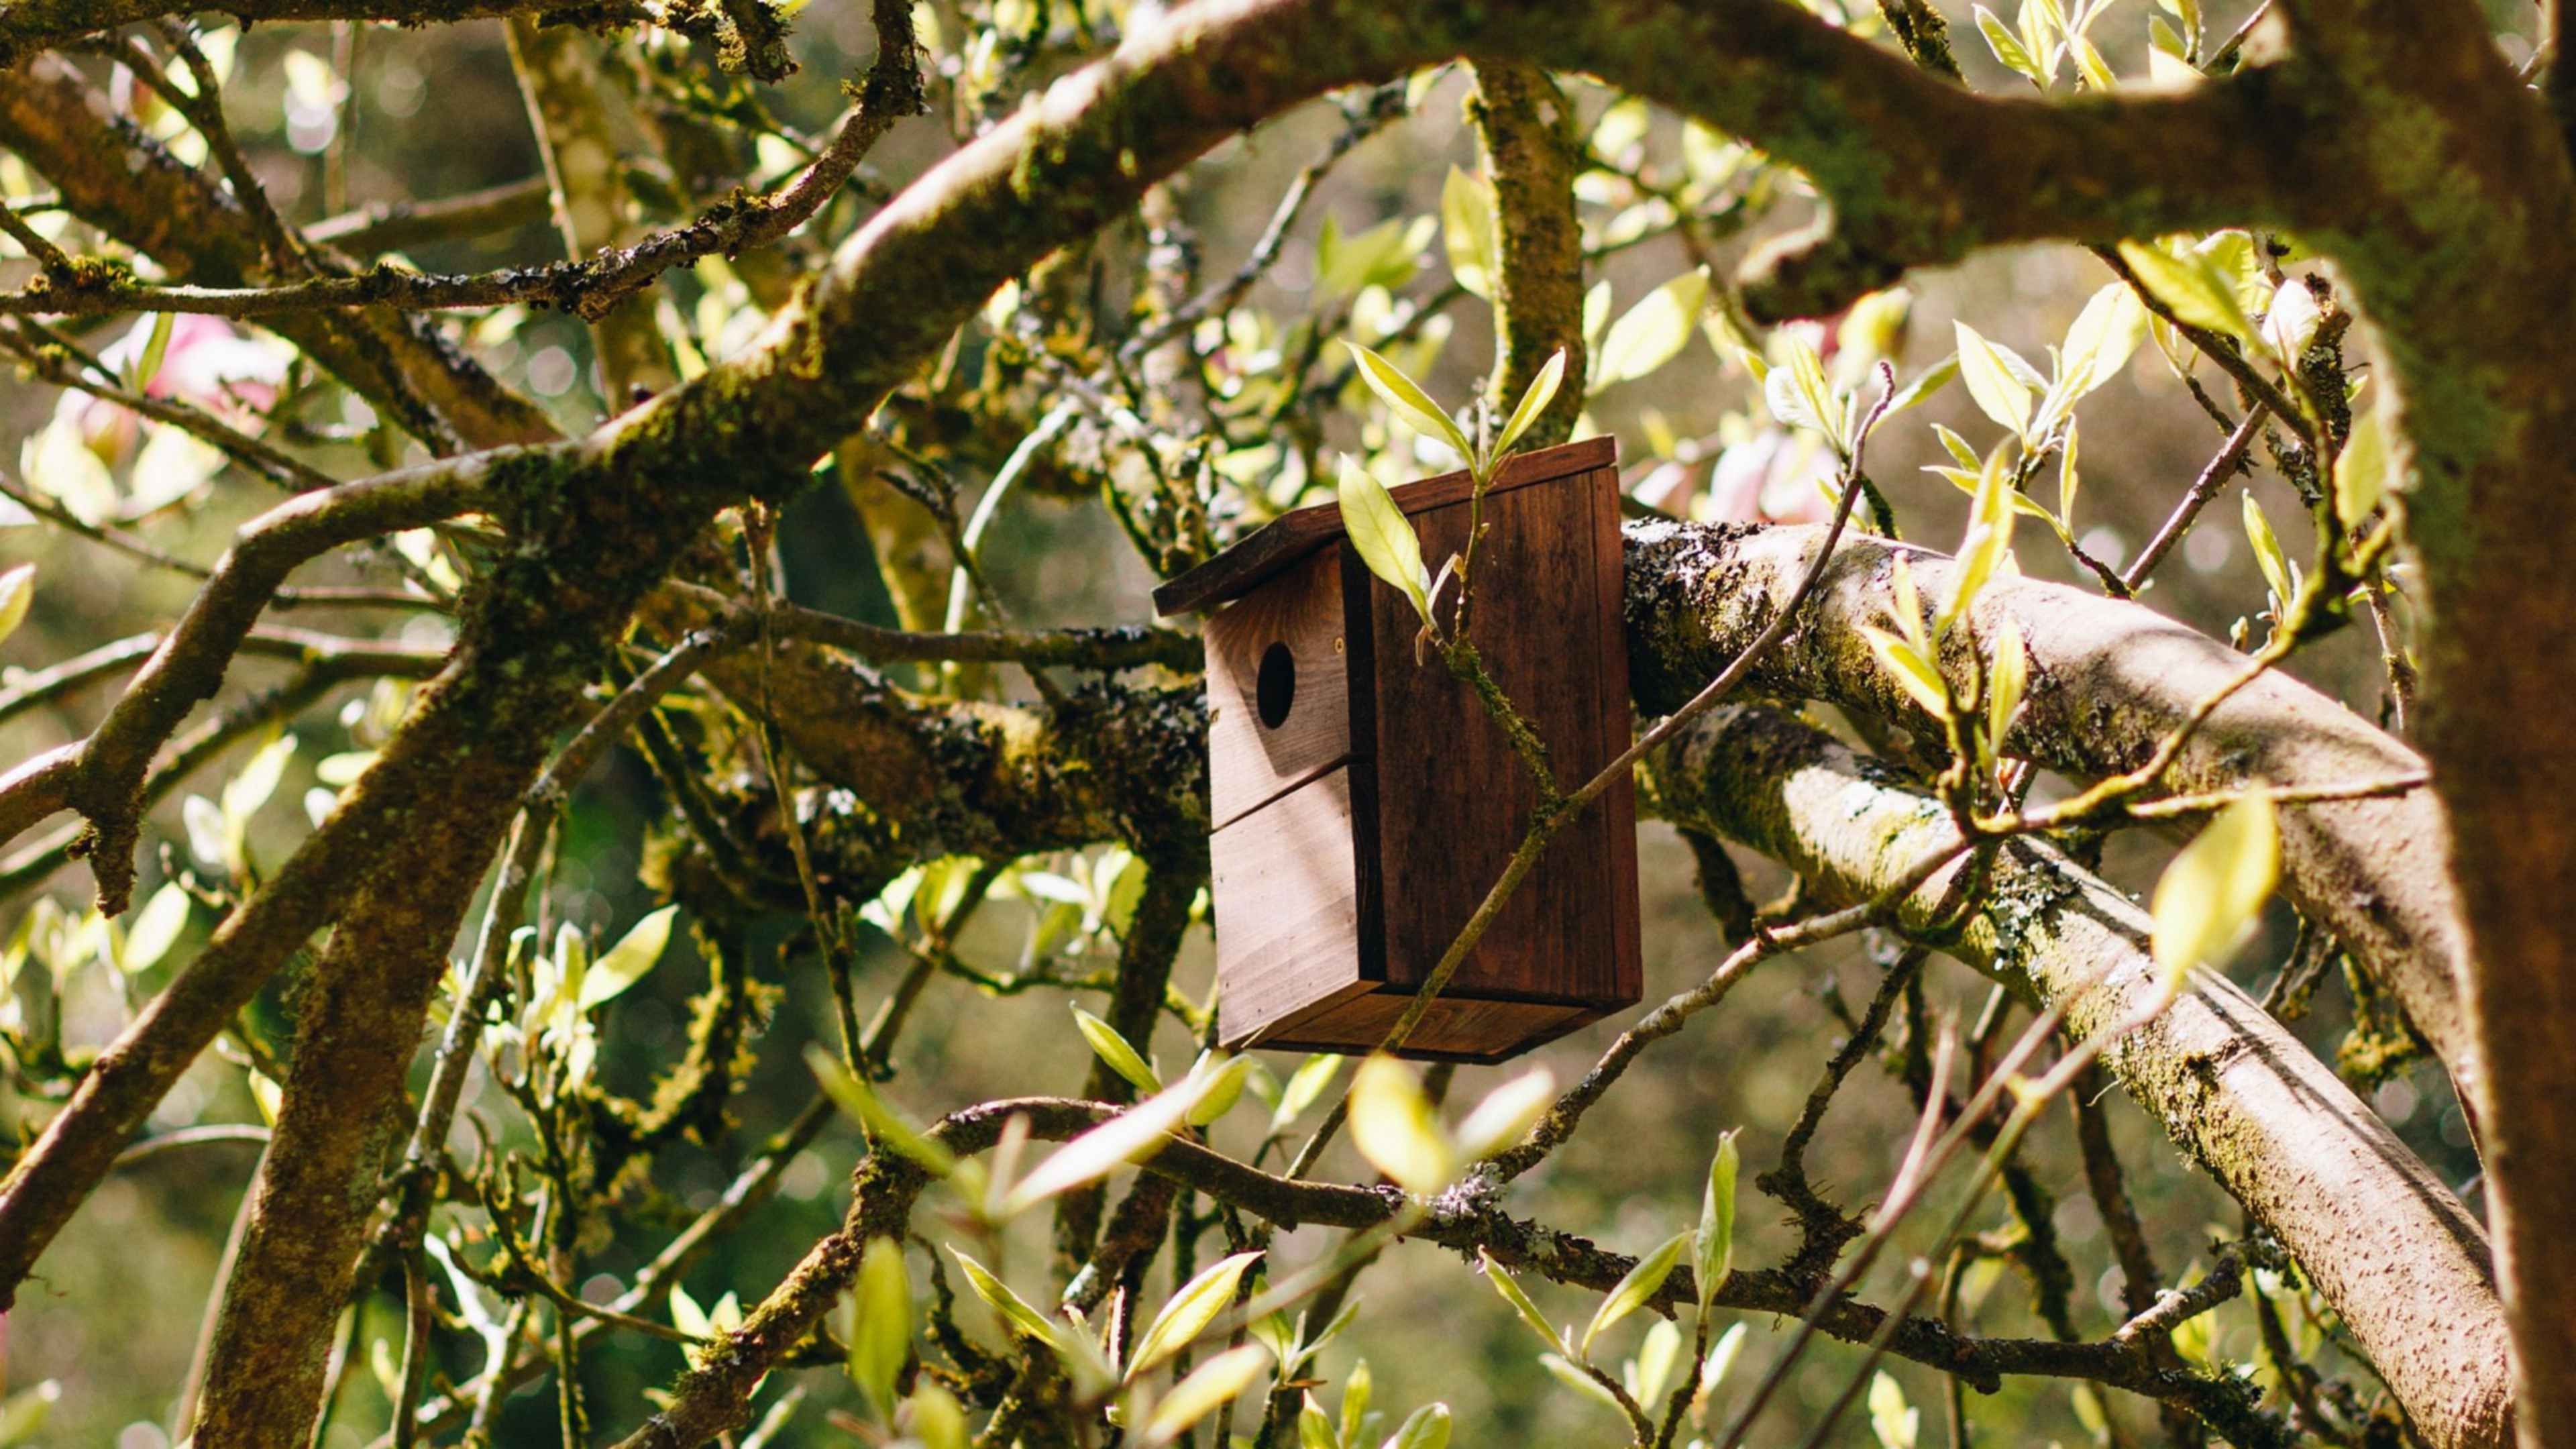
1159 437 1644 1063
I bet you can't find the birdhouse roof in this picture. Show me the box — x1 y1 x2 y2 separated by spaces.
1151 435 1617 617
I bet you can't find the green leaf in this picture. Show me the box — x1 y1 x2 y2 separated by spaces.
1697 1322 1748 1401
1492 350 1567 458
1891 553 1931 658
1954 321 2033 439
1142 1343 1271 1445
1185 1051 1255 1127
0 1382 58 1447
578 904 679 1010
2150 791 2279 985
950 1248 1059 1341
806 1043 957 1175
1300 1394 1341 1449
1974 5 2046 82
1582 1230 1690 1355
126 311 175 395
1271 1053 1344 1133
1348 1054 1454 1195
1340 1360 1373 1446
1454 1066 1554 1161
1941 445 2019 637
1338 458 1432 626
1986 616 2029 766
1882 355 1957 417
670 1282 713 1340
2068 31 2116 89
2335 408 2390 527
1694 1130 1738 1312
1383 1402 1451 1449
2242 491 2294 606
850 1237 911 1411
1869 1371 1920 1449
2047 283 2149 425
2263 276 2323 363
1595 271 1709 388
1861 625 1952 722
1073 1004 1162 1093
1440 166 1497 300
1130 1250 1263 1377
1002 1063 1215 1216
1346 342 1470 462
1479 1248 1565 1356
221 730 295 827
1631 1318 1682 1406
2116 239 2253 342
120 881 191 975
1539 1354 1627 1415
908 1385 969 1449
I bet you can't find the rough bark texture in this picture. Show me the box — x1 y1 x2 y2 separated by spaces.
1621 521 2473 1097
1652 705 2514 1449
1467 60 1586 448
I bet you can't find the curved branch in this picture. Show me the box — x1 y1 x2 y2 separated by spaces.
0 0 620 65
1622 519 2478 1103
1651 705 2512 1449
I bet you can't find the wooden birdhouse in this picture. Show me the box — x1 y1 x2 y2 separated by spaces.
1153 436 1643 1063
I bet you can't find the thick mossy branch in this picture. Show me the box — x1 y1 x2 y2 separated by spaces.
1621 519 2476 1102
1650 705 2512 1449
1468 60 1585 447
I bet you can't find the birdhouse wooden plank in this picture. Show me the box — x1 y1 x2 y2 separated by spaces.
1154 436 1643 1062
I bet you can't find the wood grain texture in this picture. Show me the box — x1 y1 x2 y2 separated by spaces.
1203 544 1356 832
1153 435 1615 616
1236 989 1596 1064
1211 764 1371 1049
1361 463 1641 1013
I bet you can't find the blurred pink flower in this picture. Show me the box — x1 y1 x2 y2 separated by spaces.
57 315 286 458
1640 429 1837 526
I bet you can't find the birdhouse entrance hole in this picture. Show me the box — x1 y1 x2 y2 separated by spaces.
1256 643 1296 728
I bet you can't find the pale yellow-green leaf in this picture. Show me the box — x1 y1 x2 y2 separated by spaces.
579 904 678 1010
2060 416 2083 524
1582 278 1613 354
1074 1004 1161 1093
907 1384 969 1449
1454 1066 1554 1161
806 1043 957 1175
1129 1250 1263 1377
1349 1053 1455 1194
850 1236 911 1409
1986 616 2029 765
1631 1318 1682 1405
23 417 116 525
1142 1343 1271 1445
1595 271 1709 387
0 564 34 650
2242 491 2293 606
2147 17 2198 83
1697 1322 1748 1400
1479 1248 1565 1355
248 1067 282 1126
221 731 296 826
1582 1229 1690 1355
1002 1066 1212 1216
1974 5 2045 81
1941 445 2019 637
2054 282 2149 411
1383 1401 1451 1449
1785 332 1841 451
2335 408 2390 527
1338 458 1431 625
1695 1130 1738 1311
1953 321 2033 438
1869 1371 1919 1449
126 310 175 394
0 1382 60 1446
951 1248 1060 1340
1346 342 1470 461
1492 350 1566 458
1862 625 1952 722
1539 1354 1627 1415
1890 552 1931 659
1341 1359 1374 1446
2116 239 2252 341
131 424 225 513
1933 423 1982 474
2068 31 2116 89
1440 166 1497 300
121 881 191 975
670 1282 713 1340
1185 1051 1255 1127
2150 791 2280 985
1271 1053 1344 1132
1299 1393 1339 1449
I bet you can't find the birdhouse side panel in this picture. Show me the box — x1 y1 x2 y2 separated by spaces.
1202 543 1357 833
1361 464 1642 1010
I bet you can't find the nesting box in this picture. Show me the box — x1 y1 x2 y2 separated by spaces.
1153 436 1642 1063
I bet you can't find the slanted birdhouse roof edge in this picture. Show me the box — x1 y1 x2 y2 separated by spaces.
1150 434 1617 618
